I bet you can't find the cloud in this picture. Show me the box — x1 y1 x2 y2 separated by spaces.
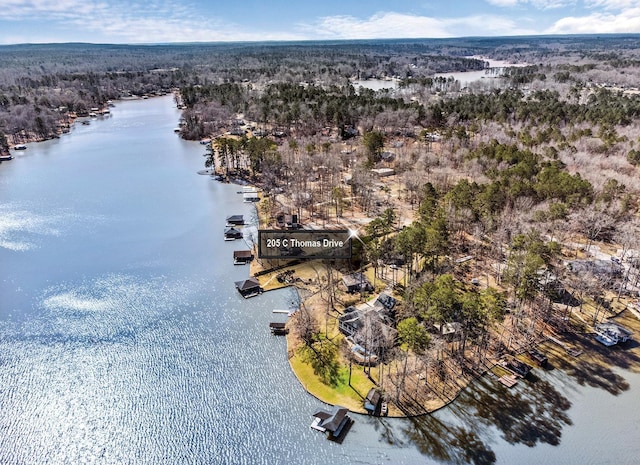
303 12 538 40
306 12 450 39
585 0 637 9
486 0 575 8
0 0 104 20
0 0 304 43
546 8 640 33
2 0 637 44
486 0 522 6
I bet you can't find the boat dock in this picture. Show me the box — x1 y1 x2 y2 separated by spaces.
498 374 519 388
269 322 288 335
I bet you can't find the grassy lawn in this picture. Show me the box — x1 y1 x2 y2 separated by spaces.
289 353 378 413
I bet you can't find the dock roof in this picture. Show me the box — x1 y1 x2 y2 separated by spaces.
312 406 349 434
233 250 253 258
234 277 261 291
226 214 245 224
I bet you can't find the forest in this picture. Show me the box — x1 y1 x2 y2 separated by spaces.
2 35 640 417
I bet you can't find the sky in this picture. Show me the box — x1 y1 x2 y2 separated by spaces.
0 0 639 45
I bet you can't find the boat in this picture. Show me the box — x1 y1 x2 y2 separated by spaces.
595 333 617 346
0 154 13 161
13 144 27 150
527 348 548 367
499 355 532 378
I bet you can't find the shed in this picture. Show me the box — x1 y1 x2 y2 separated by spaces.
342 272 373 293
434 322 462 338
364 388 381 415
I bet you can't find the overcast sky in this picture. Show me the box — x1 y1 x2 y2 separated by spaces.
0 0 638 45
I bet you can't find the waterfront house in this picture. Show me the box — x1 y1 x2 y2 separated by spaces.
338 307 361 337
338 303 397 360
310 406 351 440
234 277 262 298
372 293 397 325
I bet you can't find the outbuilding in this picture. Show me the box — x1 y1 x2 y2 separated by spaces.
233 250 254 265
234 277 262 298
310 406 352 440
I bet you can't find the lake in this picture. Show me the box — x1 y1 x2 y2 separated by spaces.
353 58 529 91
1 96 639 465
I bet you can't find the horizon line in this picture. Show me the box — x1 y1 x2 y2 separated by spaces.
2 32 640 48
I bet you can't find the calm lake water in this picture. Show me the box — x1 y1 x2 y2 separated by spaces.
1 96 639 465
354 58 529 91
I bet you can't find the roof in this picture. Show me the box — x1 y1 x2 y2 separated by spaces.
435 322 462 335
342 272 372 288
371 168 395 177
225 227 242 236
312 406 349 433
366 388 380 405
376 293 397 311
233 250 253 258
226 214 245 223
338 307 363 330
234 277 261 291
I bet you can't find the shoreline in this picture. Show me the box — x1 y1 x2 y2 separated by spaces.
3 95 165 150
248 224 640 419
